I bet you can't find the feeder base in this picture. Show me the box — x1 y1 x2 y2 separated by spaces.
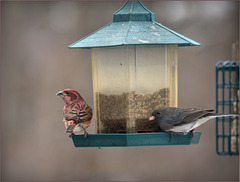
71 132 201 147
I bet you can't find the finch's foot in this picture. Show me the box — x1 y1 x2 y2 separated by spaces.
84 131 88 138
82 127 88 138
69 133 75 138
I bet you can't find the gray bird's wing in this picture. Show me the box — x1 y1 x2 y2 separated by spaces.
159 108 189 130
174 108 214 126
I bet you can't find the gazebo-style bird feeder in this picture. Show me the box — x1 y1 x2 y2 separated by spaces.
68 1 201 147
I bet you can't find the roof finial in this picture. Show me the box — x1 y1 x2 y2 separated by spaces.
113 1 156 22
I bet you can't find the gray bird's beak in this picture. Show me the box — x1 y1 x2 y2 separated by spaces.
56 91 66 98
149 116 156 121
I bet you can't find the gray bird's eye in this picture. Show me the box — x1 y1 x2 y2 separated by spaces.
157 112 160 115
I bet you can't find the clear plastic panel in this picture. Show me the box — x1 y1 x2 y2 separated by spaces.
92 45 178 133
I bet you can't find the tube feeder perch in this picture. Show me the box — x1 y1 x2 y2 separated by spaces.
68 1 201 147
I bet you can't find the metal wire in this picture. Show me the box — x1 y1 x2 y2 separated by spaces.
216 61 239 155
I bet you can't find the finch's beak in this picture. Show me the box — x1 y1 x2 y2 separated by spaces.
149 116 156 121
56 91 66 98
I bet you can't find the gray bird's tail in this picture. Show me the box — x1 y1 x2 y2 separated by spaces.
213 113 239 118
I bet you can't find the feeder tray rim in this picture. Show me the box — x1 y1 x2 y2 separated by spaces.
71 131 201 148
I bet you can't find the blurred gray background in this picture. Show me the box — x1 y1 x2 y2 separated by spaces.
1 1 239 181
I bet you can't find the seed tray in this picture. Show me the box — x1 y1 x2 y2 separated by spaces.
71 132 201 147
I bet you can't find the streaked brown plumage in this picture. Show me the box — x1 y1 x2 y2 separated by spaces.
56 89 92 137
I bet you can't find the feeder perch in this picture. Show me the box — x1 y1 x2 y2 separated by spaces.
68 1 201 147
72 132 201 147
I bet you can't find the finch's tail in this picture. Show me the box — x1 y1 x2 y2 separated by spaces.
66 124 76 133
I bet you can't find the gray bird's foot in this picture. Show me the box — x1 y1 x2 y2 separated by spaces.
190 130 194 138
168 132 173 142
168 131 186 142
169 134 173 142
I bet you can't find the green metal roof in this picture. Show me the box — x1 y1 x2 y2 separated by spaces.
69 1 201 49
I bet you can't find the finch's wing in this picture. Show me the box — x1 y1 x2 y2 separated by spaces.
65 110 78 121
65 110 87 123
75 111 89 124
76 104 93 124
65 102 92 123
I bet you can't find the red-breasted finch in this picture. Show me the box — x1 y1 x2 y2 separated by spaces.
57 89 92 137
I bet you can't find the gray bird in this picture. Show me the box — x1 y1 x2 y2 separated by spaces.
149 107 239 140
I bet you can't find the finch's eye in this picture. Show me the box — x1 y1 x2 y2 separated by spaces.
65 91 70 94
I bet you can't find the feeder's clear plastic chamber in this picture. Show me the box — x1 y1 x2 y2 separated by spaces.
92 45 178 133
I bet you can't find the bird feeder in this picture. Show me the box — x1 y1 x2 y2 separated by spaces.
68 1 201 147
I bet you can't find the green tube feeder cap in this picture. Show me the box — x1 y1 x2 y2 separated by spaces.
68 1 201 49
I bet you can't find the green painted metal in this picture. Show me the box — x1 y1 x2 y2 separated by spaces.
71 132 201 147
216 61 239 155
113 1 156 22
68 1 200 49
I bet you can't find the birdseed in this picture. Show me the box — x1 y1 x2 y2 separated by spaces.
95 88 169 133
